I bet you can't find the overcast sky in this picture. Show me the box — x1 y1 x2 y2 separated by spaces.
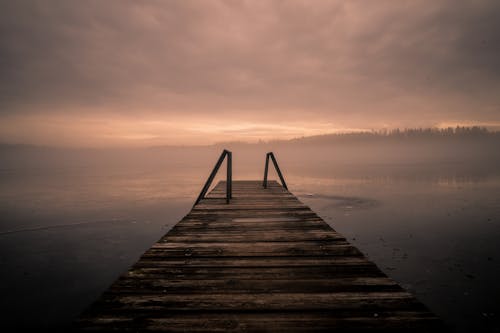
1 0 500 146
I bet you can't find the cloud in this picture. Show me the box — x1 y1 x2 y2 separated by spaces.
0 0 499 145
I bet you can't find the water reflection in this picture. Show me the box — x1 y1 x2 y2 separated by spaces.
297 193 380 211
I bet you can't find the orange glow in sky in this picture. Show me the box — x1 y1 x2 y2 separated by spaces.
1 1 499 146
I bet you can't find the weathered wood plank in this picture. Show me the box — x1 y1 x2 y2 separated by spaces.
161 233 345 243
145 242 357 256
124 266 387 280
79 312 442 332
88 291 420 312
108 277 402 294
171 223 331 232
131 256 375 267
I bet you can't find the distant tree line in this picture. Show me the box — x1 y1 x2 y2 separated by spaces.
279 126 499 145
213 126 499 147
374 126 491 137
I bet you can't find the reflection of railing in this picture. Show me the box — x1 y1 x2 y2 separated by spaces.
263 152 288 190
194 150 232 206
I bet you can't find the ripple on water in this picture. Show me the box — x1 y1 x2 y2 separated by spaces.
298 193 379 211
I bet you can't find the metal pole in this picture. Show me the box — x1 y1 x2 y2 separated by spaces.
263 152 270 188
194 150 229 206
226 151 232 203
269 152 288 190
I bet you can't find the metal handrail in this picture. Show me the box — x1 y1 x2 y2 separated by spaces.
194 149 232 206
263 152 288 190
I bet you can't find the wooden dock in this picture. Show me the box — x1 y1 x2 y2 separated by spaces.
77 180 442 332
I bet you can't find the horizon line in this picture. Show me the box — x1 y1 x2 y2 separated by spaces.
1 126 498 150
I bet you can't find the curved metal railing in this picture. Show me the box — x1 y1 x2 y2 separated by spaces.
263 152 288 190
194 149 232 206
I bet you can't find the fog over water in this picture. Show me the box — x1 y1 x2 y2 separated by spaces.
0 133 499 331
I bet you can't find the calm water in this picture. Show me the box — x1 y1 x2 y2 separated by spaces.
0 153 499 331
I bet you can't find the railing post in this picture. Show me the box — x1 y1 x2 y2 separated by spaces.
263 153 270 188
194 150 232 207
269 152 288 190
262 152 288 191
226 151 232 203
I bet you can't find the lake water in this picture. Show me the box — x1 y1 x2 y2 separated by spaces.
0 150 499 331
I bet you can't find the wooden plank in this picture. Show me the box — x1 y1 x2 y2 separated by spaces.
108 277 402 294
144 243 359 257
79 312 441 332
161 233 346 243
171 223 331 231
130 256 375 267
87 292 420 312
124 266 387 280
76 180 442 332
